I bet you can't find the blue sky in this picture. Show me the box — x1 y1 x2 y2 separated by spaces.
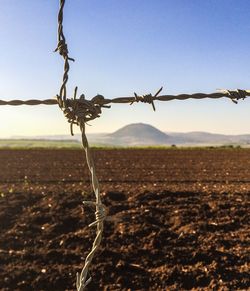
1 0 250 137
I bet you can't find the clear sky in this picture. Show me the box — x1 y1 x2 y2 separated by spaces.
1 0 250 137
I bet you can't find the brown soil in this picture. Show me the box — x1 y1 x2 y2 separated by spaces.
0 149 249 290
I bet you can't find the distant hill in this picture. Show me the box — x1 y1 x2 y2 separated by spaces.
108 123 170 145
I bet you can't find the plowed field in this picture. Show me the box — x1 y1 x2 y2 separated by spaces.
0 149 249 290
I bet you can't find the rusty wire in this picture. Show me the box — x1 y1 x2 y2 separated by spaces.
0 88 250 112
1 88 249 107
0 0 249 290
54 0 75 106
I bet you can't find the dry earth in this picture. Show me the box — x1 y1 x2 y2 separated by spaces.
0 149 249 290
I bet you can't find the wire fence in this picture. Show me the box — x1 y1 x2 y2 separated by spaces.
0 0 248 290
1 88 249 107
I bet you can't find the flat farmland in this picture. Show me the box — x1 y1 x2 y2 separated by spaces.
0 149 249 290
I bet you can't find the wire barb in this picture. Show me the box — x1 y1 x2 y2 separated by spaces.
130 87 163 111
83 201 106 228
54 39 75 62
220 89 247 104
76 272 92 291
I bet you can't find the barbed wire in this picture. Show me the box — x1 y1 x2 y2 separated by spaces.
54 1 105 290
0 99 58 106
54 0 75 106
1 88 249 106
0 0 249 290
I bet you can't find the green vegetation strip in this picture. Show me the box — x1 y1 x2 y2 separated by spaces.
0 139 246 150
0 139 81 149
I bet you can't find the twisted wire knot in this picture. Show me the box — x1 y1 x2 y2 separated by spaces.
130 87 163 111
65 97 102 123
57 88 107 135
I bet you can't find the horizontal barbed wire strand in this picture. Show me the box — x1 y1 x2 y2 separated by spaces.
1 89 249 106
0 99 58 105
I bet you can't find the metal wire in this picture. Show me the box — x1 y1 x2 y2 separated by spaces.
1 88 249 107
0 0 249 290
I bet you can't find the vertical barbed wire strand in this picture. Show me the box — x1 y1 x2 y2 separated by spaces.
55 0 74 106
76 123 106 290
55 1 106 290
